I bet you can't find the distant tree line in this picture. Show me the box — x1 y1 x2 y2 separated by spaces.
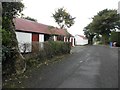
22 16 37 22
83 9 120 45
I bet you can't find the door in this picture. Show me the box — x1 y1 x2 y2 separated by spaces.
32 33 39 52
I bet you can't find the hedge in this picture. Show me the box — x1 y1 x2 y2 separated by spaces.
2 41 71 78
36 41 71 60
26 41 71 67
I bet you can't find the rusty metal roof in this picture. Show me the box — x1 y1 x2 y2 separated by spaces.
14 18 68 36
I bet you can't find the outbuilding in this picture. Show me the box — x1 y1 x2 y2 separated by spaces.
74 34 88 45
14 18 75 53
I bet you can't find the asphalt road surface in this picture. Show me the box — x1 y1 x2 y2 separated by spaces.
23 45 118 88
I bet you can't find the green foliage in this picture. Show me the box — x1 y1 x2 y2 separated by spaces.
2 2 24 20
0 17 2 26
2 45 16 78
2 2 24 46
1 29 11 45
26 41 71 68
2 2 25 77
83 9 120 44
28 41 70 63
52 7 76 29
43 41 71 58
91 9 120 35
0 28 2 44
23 16 37 22
110 31 120 46
2 2 24 32
83 23 95 44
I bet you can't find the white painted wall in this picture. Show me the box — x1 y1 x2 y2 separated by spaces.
70 37 75 47
64 37 68 42
39 34 44 42
64 37 66 42
74 35 88 45
72 37 75 47
15 31 32 52
39 34 44 49
53 35 57 41
69 37 72 42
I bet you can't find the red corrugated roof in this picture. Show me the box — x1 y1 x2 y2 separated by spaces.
14 18 67 36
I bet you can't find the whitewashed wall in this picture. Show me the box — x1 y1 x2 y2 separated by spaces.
64 37 68 42
64 37 66 42
69 37 72 42
75 36 88 45
39 34 44 42
15 31 32 52
39 34 44 48
70 37 75 47
53 35 57 41
72 37 75 47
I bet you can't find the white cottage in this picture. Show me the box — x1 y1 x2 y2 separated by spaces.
74 35 88 45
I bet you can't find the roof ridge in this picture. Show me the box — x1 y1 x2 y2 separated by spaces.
14 18 69 36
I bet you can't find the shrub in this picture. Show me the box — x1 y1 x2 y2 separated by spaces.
32 41 39 53
1 29 11 46
2 45 16 78
110 31 120 47
20 41 71 70
34 41 71 63
44 41 54 58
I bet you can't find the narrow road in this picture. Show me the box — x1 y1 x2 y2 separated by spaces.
22 45 118 88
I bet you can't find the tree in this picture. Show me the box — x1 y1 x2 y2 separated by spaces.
2 2 26 75
83 23 95 45
90 9 120 44
52 7 75 29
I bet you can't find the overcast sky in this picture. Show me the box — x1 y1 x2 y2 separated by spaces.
22 0 120 36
